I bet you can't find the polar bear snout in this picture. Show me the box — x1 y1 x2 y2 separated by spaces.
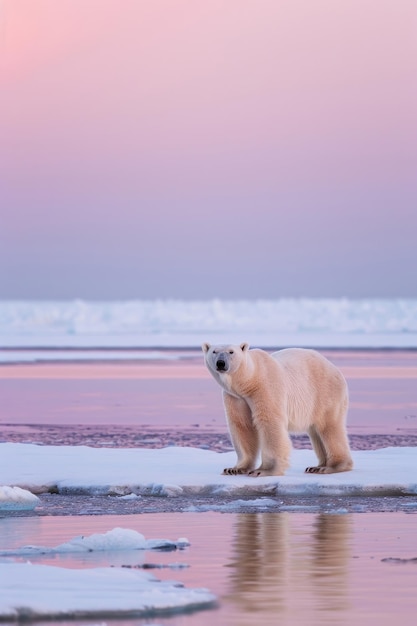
215 353 228 372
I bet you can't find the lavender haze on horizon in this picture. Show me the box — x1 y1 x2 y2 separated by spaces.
1 0 416 300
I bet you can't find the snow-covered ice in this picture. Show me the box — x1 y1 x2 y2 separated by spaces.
1 443 416 498
0 486 39 511
0 561 216 621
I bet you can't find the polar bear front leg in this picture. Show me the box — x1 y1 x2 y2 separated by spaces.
248 413 292 477
222 392 259 475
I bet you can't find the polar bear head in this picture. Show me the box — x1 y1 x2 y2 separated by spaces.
202 342 249 374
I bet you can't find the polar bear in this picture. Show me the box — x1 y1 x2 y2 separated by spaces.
202 343 353 477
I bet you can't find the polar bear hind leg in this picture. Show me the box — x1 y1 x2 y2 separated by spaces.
305 421 353 474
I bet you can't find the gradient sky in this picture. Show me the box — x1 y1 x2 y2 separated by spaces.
1 0 416 300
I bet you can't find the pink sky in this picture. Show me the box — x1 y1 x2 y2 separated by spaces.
1 0 416 299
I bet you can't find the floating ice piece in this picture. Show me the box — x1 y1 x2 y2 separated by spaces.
57 528 148 552
0 486 39 511
279 504 321 512
184 498 278 512
0 528 189 557
0 562 216 620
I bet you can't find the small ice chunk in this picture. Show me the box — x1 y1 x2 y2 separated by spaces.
58 528 147 552
0 528 189 557
118 493 141 500
0 486 39 511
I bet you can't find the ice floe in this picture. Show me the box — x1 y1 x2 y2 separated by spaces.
0 527 189 557
0 561 216 620
1 443 416 499
0 529 211 620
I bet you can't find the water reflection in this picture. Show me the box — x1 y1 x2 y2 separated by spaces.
226 513 352 621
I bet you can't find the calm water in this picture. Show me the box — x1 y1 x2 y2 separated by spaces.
1 350 417 624
1 349 417 434
1 511 417 625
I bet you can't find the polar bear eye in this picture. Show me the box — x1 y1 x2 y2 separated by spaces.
229 350 234 354
212 350 217 354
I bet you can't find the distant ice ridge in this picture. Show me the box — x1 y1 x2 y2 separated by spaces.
1 298 417 349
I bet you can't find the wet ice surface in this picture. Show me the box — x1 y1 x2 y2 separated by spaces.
2 424 417 451
27 492 417 517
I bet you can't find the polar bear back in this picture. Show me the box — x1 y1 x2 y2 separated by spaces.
270 348 348 433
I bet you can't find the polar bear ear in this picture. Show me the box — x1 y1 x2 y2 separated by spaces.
240 343 249 352
202 343 211 353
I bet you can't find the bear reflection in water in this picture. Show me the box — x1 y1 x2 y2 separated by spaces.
225 513 351 617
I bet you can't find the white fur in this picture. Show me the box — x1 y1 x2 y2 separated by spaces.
202 343 353 477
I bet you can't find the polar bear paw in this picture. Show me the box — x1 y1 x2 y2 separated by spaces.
248 469 269 477
305 465 328 474
305 459 353 474
223 467 249 475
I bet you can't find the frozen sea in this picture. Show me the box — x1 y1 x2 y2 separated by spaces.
1 298 417 623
